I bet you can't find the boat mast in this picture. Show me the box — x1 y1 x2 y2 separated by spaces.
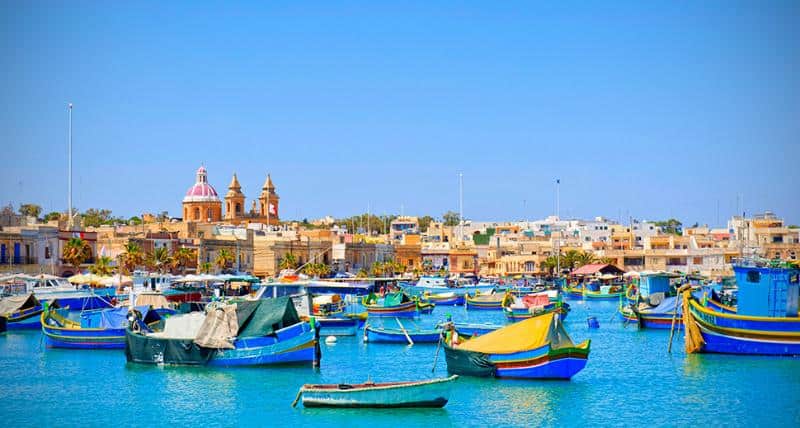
68 103 73 229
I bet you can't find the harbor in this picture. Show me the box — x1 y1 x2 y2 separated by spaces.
3 1 800 426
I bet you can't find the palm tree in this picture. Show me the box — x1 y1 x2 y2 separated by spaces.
599 256 617 266
63 237 92 274
89 255 115 276
562 250 581 272
370 261 385 277
541 255 559 274
356 268 369 278
574 251 597 268
148 247 172 274
279 252 298 270
172 247 196 274
199 262 213 274
120 242 144 274
215 248 234 273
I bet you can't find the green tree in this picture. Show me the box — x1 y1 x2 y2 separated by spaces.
573 251 597 268
63 237 93 273
148 247 172 273
442 211 460 227
654 218 683 235
172 247 196 274
43 211 62 222
120 242 144 274
215 248 234 272
89 256 115 276
199 262 213 274
18 203 42 219
279 252 298 270
128 216 142 225
418 215 435 232
82 208 113 227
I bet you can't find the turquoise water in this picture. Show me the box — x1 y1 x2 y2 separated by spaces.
2 300 799 427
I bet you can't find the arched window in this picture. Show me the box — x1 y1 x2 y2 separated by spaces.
207 208 213 220
194 207 200 220
235 203 241 214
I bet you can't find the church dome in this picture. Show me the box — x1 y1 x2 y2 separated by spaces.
183 166 220 203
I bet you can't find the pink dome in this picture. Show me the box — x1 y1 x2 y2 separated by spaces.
183 165 220 203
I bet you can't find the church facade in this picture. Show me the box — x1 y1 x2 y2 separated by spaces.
182 166 280 225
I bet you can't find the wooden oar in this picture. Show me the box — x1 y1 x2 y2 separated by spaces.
291 388 303 408
431 335 442 373
395 317 414 346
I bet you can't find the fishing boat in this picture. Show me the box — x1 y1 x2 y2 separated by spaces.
41 305 165 349
0 293 44 329
365 324 440 344
416 299 435 314
294 375 458 408
447 322 501 336
565 282 624 300
503 293 570 322
618 296 684 329
125 296 319 366
683 260 800 356
362 292 418 318
442 312 590 379
315 313 365 336
406 276 495 295
465 291 509 310
421 291 465 306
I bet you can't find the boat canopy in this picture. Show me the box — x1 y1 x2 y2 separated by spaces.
382 292 410 307
0 293 40 315
238 296 300 337
135 292 171 309
457 313 573 354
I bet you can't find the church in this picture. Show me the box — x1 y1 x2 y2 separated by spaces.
182 165 280 225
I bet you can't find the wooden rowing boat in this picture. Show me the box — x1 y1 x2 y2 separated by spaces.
294 375 458 408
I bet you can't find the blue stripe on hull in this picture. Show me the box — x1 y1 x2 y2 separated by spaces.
366 329 439 343
207 324 317 367
42 325 126 349
699 326 800 356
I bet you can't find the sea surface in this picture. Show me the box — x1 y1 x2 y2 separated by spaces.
1 300 799 427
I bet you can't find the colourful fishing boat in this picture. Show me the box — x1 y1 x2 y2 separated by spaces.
362 292 418 318
442 312 590 379
503 293 570 322
365 325 440 343
618 296 684 329
126 296 319 366
683 261 800 356
41 305 164 349
315 315 363 336
421 291 465 306
465 291 509 310
0 294 44 329
294 375 458 408
565 283 624 300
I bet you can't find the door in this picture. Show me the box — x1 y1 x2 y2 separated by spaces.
13 242 20 264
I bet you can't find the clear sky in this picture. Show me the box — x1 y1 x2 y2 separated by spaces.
3 1 799 226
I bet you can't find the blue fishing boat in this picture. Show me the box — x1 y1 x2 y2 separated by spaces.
41 305 165 349
442 312 590 379
683 260 800 356
362 292 419 318
365 324 440 343
294 375 458 408
125 296 319 366
316 315 363 336
0 294 44 329
503 293 570 322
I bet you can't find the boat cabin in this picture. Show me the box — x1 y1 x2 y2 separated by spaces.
734 262 799 318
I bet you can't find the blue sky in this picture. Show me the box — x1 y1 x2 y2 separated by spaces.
3 1 799 226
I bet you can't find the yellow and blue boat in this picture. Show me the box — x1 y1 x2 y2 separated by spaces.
42 305 165 349
443 312 589 379
0 294 44 329
362 292 419 317
683 260 800 356
465 291 510 310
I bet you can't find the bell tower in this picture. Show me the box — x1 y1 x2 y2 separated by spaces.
259 174 280 225
225 173 245 221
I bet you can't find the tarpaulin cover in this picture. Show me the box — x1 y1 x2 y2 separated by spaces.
150 312 206 339
194 304 238 349
0 293 40 315
135 293 171 309
382 292 409 307
80 306 157 329
522 294 550 307
643 296 681 315
237 296 299 338
125 329 213 365
456 312 573 354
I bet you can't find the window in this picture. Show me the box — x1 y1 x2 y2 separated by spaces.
235 203 241 214
207 208 213 219
693 257 703 265
194 207 200 220
747 271 760 283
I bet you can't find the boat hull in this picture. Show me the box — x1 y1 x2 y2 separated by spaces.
300 376 456 408
686 296 800 356
43 325 125 349
316 317 360 336
364 301 418 318
5 306 44 329
443 341 590 380
208 323 317 367
365 326 440 343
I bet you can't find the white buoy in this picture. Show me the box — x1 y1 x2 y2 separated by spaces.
325 336 337 345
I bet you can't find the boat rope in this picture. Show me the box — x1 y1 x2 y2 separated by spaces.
431 335 442 373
